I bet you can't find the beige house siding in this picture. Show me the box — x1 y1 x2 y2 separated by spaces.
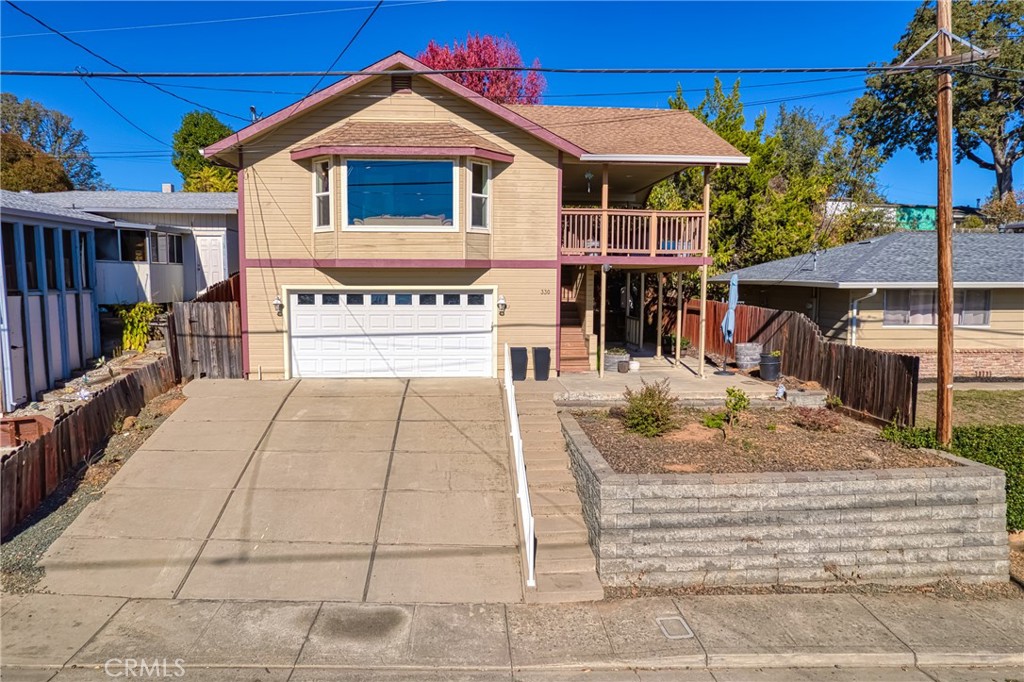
818 288 850 342
853 287 1024 351
243 266 556 379
97 211 232 229
240 75 559 264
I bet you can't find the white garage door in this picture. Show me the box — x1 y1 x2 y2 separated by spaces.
289 291 494 378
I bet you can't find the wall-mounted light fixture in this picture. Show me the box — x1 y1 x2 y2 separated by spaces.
272 296 284 317
584 170 594 194
497 295 508 316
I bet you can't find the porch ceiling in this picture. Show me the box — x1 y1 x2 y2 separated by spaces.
562 162 685 206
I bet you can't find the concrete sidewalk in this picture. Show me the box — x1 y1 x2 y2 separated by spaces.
2 592 1021 680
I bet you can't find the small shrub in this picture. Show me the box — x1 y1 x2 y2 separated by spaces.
825 394 843 410
623 378 678 437
792 407 843 432
725 387 750 426
765 422 778 432
118 302 161 352
882 424 1024 531
702 411 726 429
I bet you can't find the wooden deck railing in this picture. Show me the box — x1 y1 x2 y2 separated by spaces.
560 208 704 258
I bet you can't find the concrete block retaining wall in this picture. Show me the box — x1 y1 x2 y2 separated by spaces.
561 412 1009 588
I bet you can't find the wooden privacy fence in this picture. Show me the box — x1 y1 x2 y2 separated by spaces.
194 273 241 303
682 300 919 426
167 301 243 381
1 355 177 539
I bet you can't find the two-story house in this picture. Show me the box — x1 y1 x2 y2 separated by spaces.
203 52 748 379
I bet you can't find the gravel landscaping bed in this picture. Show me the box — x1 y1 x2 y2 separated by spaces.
0 388 186 593
573 407 957 475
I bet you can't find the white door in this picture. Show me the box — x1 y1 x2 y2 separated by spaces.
290 291 493 378
196 236 224 290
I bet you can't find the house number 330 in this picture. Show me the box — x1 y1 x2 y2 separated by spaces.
540 289 551 295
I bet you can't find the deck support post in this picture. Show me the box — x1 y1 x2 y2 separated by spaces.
655 272 663 358
639 272 645 351
674 273 683 367
698 165 713 380
599 265 607 378
625 271 632 348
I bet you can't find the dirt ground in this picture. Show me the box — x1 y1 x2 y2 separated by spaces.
0 388 186 593
915 389 1024 428
574 408 956 475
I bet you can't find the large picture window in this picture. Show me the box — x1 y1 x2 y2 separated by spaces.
345 159 455 230
884 289 991 327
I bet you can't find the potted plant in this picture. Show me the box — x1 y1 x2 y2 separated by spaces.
603 346 630 372
759 349 782 381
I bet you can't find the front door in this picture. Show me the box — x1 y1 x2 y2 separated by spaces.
195 236 224 290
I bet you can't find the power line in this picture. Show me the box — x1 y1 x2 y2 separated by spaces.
1 1 441 38
3 0 248 122
78 78 172 148
0 64 981 78
300 0 384 100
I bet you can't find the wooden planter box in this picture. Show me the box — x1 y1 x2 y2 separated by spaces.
1 416 54 448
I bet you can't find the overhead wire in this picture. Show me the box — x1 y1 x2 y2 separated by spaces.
4 0 249 122
1 1 441 38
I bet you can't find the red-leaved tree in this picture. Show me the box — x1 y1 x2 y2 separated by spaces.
418 34 545 104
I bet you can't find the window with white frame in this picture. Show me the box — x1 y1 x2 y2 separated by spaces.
470 161 490 230
312 158 333 231
883 288 991 327
344 159 456 231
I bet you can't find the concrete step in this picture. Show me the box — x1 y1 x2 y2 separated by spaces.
535 541 598 573
530 490 584 515
536 514 588 534
526 570 604 603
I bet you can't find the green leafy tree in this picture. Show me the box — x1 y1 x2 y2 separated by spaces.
183 165 237 192
652 82 875 273
1 132 73 192
0 93 106 189
842 0 1024 198
172 111 234 187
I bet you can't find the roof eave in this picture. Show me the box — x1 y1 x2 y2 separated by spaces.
0 206 112 228
290 146 514 164
579 153 751 166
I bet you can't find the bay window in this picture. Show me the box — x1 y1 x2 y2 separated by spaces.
470 161 490 230
312 158 333 231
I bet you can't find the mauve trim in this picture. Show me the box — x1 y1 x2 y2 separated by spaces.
290 146 514 163
559 255 711 266
203 52 587 159
556 151 563 375
242 258 558 269
237 165 250 378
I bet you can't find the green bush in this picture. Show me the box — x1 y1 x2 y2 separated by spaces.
117 302 161 352
882 424 1024 531
623 378 678 437
702 411 726 429
725 387 750 426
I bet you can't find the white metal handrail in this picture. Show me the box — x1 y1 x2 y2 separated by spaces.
504 343 536 588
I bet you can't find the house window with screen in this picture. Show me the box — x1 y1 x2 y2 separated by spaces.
883 289 991 327
312 158 332 231
470 161 490 230
346 159 455 231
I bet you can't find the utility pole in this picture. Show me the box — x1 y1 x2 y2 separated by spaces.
935 0 954 445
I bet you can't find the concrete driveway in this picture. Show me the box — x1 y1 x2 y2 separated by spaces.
38 378 524 603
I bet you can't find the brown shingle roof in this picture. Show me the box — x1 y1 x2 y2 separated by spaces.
505 104 746 160
295 120 510 156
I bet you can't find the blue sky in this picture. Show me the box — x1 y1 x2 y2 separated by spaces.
1 1 1014 206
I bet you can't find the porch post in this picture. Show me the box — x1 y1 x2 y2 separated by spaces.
639 272 645 350
599 266 607 378
698 166 712 380
625 271 632 348
600 164 609 257
674 273 683 366
655 272 663 359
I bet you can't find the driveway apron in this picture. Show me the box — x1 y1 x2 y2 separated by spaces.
37 378 523 603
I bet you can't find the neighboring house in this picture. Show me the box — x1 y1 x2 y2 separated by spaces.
712 232 1024 379
202 51 748 379
1 190 104 411
39 188 238 304
825 200 987 231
